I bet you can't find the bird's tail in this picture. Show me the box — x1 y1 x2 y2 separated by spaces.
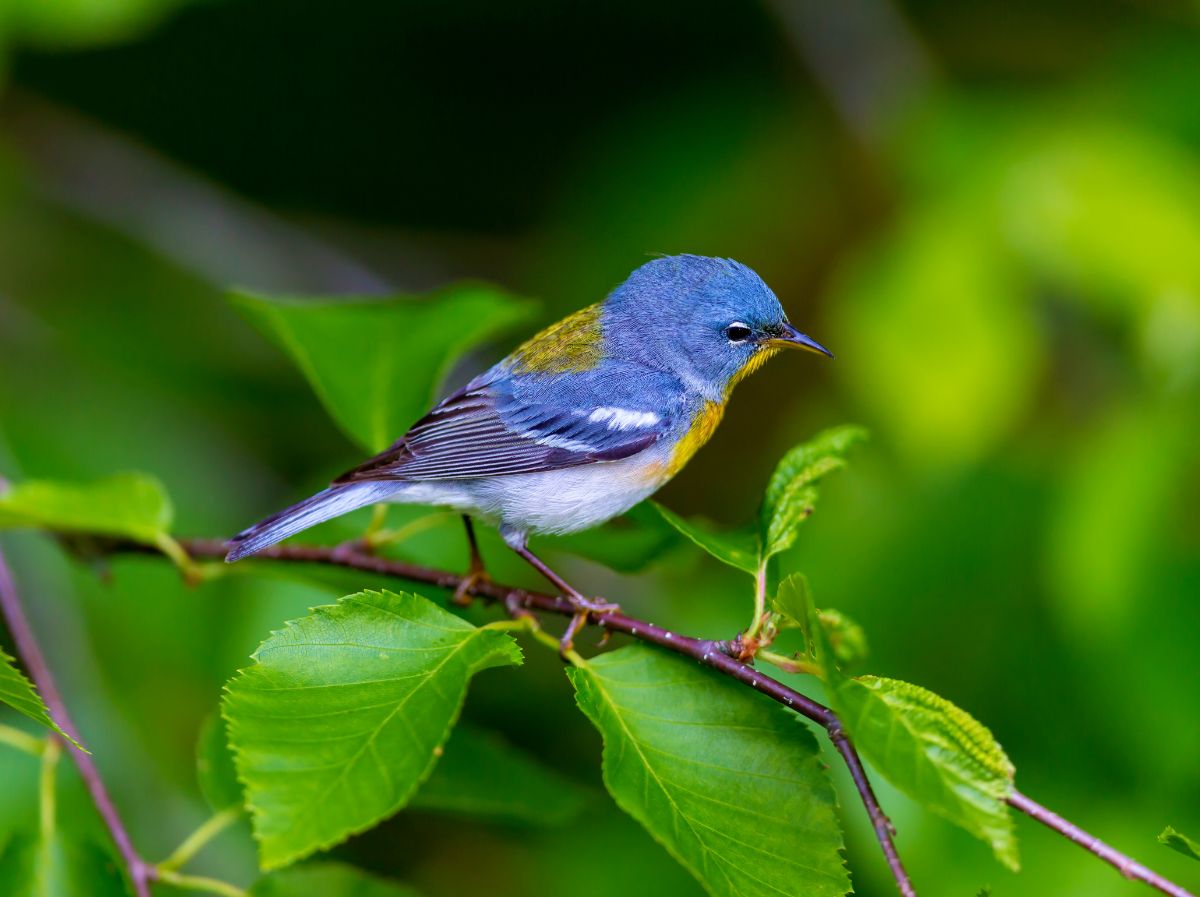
225 482 398 562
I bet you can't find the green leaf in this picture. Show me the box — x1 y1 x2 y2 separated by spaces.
232 287 534 452
650 502 759 575
569 646 848 897
196 712 243 812
0 829 127 897
410 723 590 826
250 862 421 897
0 473 173 547
1159 826 1200 861
759 426 867 562
771 573 813 633
223 590 522 870
0 647 82 750
832 676 1019 870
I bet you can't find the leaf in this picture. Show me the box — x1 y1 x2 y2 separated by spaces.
832 676 1019 870
196 712 243 812
0 473 173 547
759 426 867 562
250 862 421 897
0 647 82 750
410 723 589 826
650 502 759 575
771 573 813 633
223 590 522 870
569 646 848 897
1159 826 1200 861
0 829 127 897
232 286 534 452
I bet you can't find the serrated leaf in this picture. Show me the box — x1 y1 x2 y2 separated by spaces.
223 590 522 870
0 829 127 897
650 502 759 575
196 711 243 812
833 676 1018 870
410 723 589 826
1159 826 1200 861
0 473 172 547
250 862 421 897
232 287 534 452
0 647 82 750
569 646 848 897
759 426 867 562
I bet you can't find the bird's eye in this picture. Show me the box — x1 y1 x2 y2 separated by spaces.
724 323 753 343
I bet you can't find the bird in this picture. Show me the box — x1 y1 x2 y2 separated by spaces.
225 254 831 646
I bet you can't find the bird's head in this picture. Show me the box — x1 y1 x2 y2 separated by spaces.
602 255 831 398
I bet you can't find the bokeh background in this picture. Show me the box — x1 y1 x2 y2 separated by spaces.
1 1 1199 895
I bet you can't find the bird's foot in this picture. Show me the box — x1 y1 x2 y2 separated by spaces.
558 593 620 655
452 566 491 607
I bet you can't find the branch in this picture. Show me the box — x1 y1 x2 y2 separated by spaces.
1008 790 1195 897
173 537 1195 897
0 547 156 897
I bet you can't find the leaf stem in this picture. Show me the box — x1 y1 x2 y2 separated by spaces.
745 561 769 642
156 868 247 897
39 736 60 838
158 806 242 874
0 722 46 757
0 547 156 897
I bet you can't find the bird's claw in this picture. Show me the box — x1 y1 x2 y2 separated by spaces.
452 567 491 607
558 594 620 656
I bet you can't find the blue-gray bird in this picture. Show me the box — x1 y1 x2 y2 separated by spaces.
226 255 830 640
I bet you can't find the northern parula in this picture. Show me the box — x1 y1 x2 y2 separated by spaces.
227 255 830 634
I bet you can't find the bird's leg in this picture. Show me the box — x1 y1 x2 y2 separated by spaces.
452 516 491 607
501 527 619 653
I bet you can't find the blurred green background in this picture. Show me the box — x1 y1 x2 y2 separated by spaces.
1 1 1198 894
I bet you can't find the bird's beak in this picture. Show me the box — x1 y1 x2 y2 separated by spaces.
762 322 834 358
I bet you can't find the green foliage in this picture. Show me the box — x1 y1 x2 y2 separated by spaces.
569 646 849 897
803 590 1017 868
250 862 422 897
0 648 80 750
1159 826 1200 862
546 501 682 573
650 504 759 575
223 590 522 870
0 830 126 896
835 677 1018 869
0 473 173 548
770 573 813 631
196 712 243 813
410 723 590 826
759 426 868 563
655 427 865 576
231 288 534 452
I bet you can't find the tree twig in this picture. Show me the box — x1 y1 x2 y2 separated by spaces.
1008 790 1194 897
0 548 157 897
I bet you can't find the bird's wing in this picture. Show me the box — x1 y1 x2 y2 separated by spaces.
334 378 672 483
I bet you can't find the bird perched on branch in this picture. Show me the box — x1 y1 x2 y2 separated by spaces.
226 255 831 646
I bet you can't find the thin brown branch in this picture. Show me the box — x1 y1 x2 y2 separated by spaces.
179 538 917 894
1008 790 1196 897
0 547 156 897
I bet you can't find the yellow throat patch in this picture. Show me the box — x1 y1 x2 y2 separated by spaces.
666 400 726 477
508 303 604 375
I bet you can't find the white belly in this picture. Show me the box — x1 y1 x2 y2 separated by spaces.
390 454 665 536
